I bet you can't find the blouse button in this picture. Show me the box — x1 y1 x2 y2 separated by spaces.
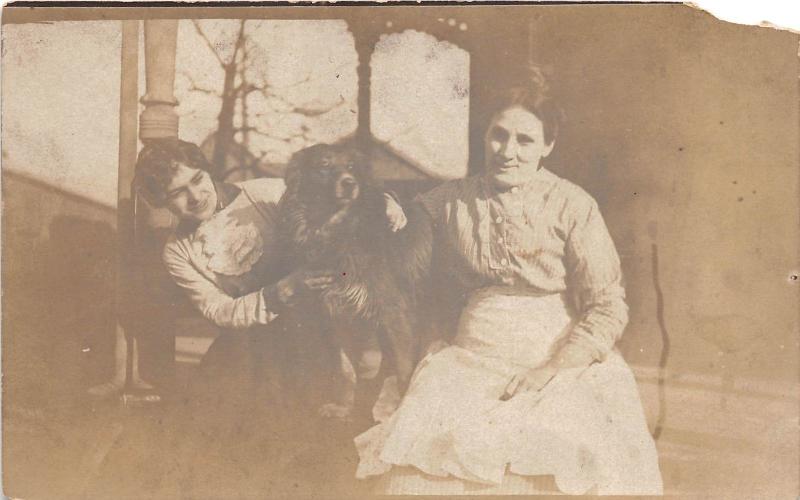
500 258 509 266
495 216 504 224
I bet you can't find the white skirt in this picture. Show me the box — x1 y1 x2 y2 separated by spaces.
355 287 663 495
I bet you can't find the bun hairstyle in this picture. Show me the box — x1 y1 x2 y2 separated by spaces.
490 63 565 145
133 139 214 207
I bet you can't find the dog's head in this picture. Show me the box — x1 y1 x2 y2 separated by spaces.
285 143 374 210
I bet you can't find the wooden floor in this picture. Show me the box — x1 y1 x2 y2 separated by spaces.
4 361 798 499
3 368 375 499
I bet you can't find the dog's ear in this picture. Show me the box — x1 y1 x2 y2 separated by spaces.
286 143 337 191
284 158 302 195
285 145 318 194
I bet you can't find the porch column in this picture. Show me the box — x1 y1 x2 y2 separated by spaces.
117 20 140 390
137 18 180 232
140 20 180 141
350 21 380 146
133 19 181 388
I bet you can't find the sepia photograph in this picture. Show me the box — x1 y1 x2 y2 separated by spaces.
1 2 798 498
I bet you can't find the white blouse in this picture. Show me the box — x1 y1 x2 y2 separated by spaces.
162 178 286 330
418 168 628 361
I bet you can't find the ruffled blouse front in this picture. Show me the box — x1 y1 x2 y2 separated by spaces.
162 178 287 330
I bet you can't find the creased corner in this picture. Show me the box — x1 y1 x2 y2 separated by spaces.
685 1 800 35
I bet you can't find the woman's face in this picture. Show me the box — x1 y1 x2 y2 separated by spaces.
164 162 217 223
484 105 555 190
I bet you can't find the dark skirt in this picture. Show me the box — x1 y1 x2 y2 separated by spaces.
174 312 374 495
184 312 336 432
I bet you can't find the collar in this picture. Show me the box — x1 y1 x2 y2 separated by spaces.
480 166 557 197
479 167 559 219
215 181 241 211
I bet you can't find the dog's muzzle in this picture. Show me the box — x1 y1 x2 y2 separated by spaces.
336 174 360 201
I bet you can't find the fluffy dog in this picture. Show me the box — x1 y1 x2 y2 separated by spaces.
278 143 433 419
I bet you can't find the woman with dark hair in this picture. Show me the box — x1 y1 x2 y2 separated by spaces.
354 67 663 495
125 139 406 437
112 139 410 493
135 139 321 331
134 139 406 332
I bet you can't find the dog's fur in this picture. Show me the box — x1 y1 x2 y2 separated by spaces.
278 143 433 418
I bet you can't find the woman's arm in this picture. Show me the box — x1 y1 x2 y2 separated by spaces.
163 240 335 330
560 198 629 364
162 241 280 330
504 197 627 399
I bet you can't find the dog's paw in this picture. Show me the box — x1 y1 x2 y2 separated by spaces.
318 403 353 421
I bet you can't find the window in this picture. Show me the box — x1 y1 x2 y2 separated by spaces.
175 20 358 178
370 30 470 179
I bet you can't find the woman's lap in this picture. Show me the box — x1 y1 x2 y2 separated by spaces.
360 346 662 495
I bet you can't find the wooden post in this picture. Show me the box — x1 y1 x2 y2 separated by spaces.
351 21 379 147
118 21 140 201
134 19 181 390
140 20 180 141
90 20 148 399
117 20 140 389
100 19 180 398
137 19 180 233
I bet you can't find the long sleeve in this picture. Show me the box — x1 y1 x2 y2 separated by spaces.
162 241 278 330
563 198 629 362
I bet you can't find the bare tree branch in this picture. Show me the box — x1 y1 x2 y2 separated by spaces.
180 70 220 96
188 19 354 175
238 124 278 139
230 20 248 70
233 149 269 179
262 89 346 118
244 61 351 117
270 62 353 91
192 20 226 68
233 77 275 98
240 43 251 74
247 128 305 145
239 56 251 150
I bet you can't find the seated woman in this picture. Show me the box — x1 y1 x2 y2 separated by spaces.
355 67 663 495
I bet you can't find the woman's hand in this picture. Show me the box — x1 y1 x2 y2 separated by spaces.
500 363 558 401
499 343 597 401
384 193 408 232
268 268 337 306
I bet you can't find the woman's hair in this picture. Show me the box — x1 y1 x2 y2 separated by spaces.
133 139 214 207
489 64 565 145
